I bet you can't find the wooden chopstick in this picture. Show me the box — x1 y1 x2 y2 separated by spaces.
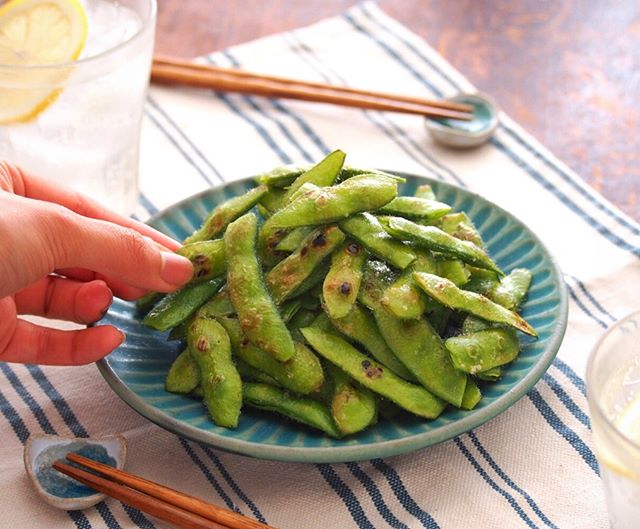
151 55 473 121
54 454 278 529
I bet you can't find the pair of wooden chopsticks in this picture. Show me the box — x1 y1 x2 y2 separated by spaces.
152 54 473 121
53 454 277 529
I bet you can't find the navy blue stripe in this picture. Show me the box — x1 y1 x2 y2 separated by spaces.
179 438 240 512
0 369 97 529
286 33 461 186
454 437 540 529
552 358 586 397
147 96 223 184
527 388 599 475
316 464 376 529
139 192 159 216
145 108 221 185
353 5 640 259
122 505 157 529
200 446 267 523
269 98 332 155
542 374 590 429
0 363 55 434
566 283 608 329
346 463 410 529
0 386 29 444
26 364 88 437
467 432 560 529
370 459 441 529
567 274 617 323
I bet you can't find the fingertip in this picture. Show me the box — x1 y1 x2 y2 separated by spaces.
76 280 113 323
77 326 125 364
160 252 194 289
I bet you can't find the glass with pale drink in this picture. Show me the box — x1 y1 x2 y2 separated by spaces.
0 0 156 215
587 310 640 529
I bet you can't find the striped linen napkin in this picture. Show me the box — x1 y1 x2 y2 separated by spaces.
2 2 637 528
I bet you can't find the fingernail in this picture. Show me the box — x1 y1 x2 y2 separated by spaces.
160 252 194 286
118 331 126 346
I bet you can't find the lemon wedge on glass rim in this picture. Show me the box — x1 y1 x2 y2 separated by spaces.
0 0 88 124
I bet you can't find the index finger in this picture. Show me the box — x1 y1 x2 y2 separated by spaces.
2 161 182 251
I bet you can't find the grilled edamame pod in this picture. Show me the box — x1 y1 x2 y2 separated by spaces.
326 302 416 381
413 272 537 336
301 327 446 419
380 249 437 319
382 216 502 274
224 213 296 361
437 259 470 287
266 226 345 304
322 240 367 319
281 149 345 204
444 328 520 374
197 288 235 318
276 227 314 252
242 382 342 438
487 268 532 310
218 317 324 394
263 173 398 229
325 362 378 435
414 184 436 201
377 196 451 221
460 378 482 410
185 184 268 244
143 276 225 331
177 239 226 282
136 291 164 313
235 358 280 386
187 318 242 428
256 164 309 188
339 213 416 269
439 212 485 248
165 349 200 394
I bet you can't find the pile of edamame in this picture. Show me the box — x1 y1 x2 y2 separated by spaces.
140 150 536 438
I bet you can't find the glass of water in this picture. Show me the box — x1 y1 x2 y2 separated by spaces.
0 0 156 215
587 310 640 529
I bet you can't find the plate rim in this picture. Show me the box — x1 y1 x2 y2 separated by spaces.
97 171 569 463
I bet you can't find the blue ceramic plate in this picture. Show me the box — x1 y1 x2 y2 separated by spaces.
97 173 568 463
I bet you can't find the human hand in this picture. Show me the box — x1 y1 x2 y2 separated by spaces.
0 161 194 366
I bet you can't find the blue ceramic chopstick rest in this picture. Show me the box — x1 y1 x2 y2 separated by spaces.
24 433 127 510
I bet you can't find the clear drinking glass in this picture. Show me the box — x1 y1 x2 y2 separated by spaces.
587 310 640 529
0 0 156 215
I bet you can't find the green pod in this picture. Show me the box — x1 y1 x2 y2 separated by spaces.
281 149 345 204
338 166 406 183
476 366 503 381
444 328 520 374
463 266 500 296
286 260 329 300
383 216 502 274
413 272 537 336
177 239 226 282
381 249 437 319
135 291 164 314
263 173 398 229
301 327 446 420
461 314 493 334
187 318 242 428
487 268 533 310
197 288 235 319
143 276 225 332
437 259 471 287
460 377 482 410
357 259 397 310
328 302 416 381
185 184 268 244
256 164 309 188
377 196 451 221
440 212 485 248
322 240 367 319
414 184 436 201
224 213 296 361
167 321 188 341
280 298 303 323
259 187 288 216
218 317 324 395
372 307 467 407
340 213 416 270
235 358 280 386
242 382 342 438
165 349 200 394
276 227 314 252
325 363 378 436
265 225 345 304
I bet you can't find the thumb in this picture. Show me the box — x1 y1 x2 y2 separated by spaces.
54 209 194 293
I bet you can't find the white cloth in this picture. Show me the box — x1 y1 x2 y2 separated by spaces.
2 3 636 528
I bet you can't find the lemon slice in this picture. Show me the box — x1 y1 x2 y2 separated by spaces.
0 0 88 124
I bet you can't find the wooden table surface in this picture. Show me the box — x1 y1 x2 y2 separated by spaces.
156 0 640 222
